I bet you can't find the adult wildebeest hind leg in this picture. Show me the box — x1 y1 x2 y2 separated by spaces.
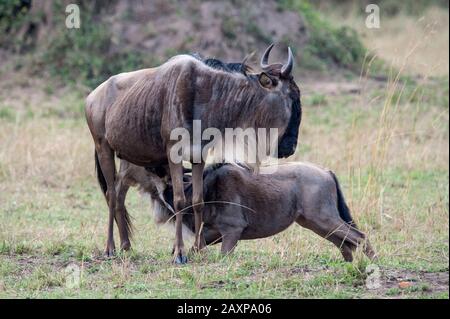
86 68 156 256
94 142 120 256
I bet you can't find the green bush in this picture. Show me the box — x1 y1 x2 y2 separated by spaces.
0 0 28 30
0 0 31 48
1 1 144 88
280 0 367 71
2 0 378 87
40 2 144 88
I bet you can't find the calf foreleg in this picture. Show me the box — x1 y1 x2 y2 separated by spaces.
220 230 242 255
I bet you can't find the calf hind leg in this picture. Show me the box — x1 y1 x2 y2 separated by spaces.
326 221 376 261
296 216 368 262
326 233 357 262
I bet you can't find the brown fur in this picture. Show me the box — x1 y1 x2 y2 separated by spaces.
118 161 376 262
85 47 301 262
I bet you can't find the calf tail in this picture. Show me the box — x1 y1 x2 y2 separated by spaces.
329 171 357 228
330 171 378 260
95 150 107 197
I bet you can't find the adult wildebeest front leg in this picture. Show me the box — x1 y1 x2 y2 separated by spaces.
168 160 188 264
191 162 206 252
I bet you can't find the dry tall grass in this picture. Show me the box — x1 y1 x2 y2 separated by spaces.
329 6 449 77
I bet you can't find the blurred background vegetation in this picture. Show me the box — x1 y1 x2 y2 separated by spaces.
1 0 446 88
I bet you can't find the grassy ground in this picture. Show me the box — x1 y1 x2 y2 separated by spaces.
0 74 447 298
0 7 448 299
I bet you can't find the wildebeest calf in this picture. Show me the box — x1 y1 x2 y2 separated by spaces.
116 161 376 262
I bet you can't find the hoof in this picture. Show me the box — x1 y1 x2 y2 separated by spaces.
104 243 116 257
174 254 188 264
104 250 115 258
121 242 132 251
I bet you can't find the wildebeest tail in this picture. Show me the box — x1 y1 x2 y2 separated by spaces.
95 150 107 197
330 171 357 228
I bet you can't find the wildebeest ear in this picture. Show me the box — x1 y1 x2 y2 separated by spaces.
241 51 255 76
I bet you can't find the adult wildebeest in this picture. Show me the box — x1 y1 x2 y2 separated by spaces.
116 161 376 262
85 44 302 263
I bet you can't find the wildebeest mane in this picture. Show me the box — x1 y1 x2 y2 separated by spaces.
190 53 252 75
194 53 301 160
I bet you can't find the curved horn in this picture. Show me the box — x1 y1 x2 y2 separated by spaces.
281 47 294 77
260 43 274 68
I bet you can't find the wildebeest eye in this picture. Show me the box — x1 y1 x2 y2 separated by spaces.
258 73 272 88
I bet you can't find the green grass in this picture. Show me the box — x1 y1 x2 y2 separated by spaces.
0 75 448 298
0 105 15 121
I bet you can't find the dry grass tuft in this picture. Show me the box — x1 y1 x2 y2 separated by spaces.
329 6 449 77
